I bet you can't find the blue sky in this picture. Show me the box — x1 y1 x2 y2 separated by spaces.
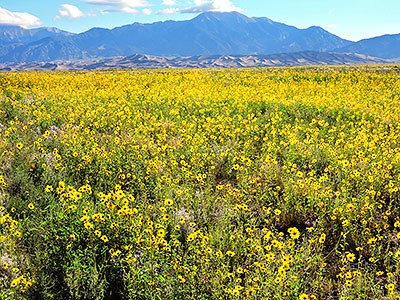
0 0 398 41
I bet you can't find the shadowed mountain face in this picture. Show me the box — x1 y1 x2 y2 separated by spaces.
335 34 400 59
0 12 353 63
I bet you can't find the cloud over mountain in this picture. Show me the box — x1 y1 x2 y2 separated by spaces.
0 6 41 28
181 0 242 14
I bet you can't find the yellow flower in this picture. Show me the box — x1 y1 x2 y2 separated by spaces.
232 289 240 296
16 143 23 150
346 252 356 262
387 283 395 290
58 181 66 190
299 293 309 300
101 235 109 243
288 227 300 239
67 205 77 211
215 250 224 258
274 276 282 284
319 233 326 244
265 252 275 262
178 275 185 283
157 229 166 237
187 233 196 242
164 198 174 206
28 203 35 210
45 185 53 192
10 278 20 288
84 222 94 230
345 280 352 287
107 202 116 210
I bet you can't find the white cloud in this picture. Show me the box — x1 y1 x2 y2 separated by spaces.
83 0 151 14
103 7 139 14
157 7 179 15
142 8 152 15
181 0 242 13
56 4 86 19
162 0 176 5
0 6 41 27
84 0 150 8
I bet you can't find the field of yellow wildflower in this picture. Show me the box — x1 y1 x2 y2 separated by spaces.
1 66 400 299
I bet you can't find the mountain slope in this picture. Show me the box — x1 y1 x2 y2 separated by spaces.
0 12 353 62
335 34 400 59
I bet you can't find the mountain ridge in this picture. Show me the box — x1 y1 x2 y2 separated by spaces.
335 33 400 59
0 12 399 64
0 12 352 63
0 24 74 45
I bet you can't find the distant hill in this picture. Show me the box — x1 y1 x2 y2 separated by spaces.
0 12 353 63
335 34 400 59
0 52 391 71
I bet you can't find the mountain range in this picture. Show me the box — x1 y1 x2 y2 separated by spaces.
0 12 399 66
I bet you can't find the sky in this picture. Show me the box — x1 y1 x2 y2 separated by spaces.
0 0 399 41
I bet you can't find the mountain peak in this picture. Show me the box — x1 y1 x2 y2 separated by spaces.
306 25 324 31
0 12 355 62
336 33 400 59
193 11 251 23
